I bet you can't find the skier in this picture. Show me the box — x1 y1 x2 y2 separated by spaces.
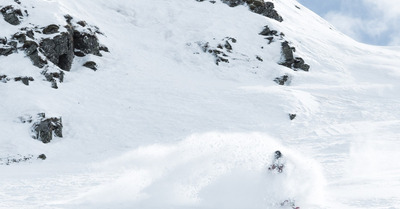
268 150 285 173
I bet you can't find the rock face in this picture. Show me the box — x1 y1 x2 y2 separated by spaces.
220 0 283 22
0 5 24 25
40 29 74 71
31 113 63 143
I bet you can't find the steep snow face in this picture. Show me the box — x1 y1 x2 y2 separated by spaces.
1 0 400 209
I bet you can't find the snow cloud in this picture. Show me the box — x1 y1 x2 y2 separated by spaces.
298 0 400 46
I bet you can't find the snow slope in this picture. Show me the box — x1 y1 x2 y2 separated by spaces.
1 0 400 209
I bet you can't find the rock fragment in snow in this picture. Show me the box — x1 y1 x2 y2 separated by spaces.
83 61 98 71
274 74 291 85
14 76 34 86
37 154 47 160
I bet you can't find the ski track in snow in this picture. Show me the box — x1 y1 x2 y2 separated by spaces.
1 0 400 208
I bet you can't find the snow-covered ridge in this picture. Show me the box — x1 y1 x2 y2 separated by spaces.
1 0 400 209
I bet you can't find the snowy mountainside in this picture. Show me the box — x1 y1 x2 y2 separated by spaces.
1 0 400 209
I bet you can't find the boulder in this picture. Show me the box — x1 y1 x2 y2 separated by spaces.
83 61 98 71
31 113 63 143
37 154 47 160
42 24 60 35
293 57 310 71
0 5 23 25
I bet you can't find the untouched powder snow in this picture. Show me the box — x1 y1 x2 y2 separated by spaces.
1 0 400 209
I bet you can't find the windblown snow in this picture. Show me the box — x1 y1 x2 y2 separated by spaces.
1 0 400 209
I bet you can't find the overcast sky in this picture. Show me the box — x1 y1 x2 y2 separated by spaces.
297 0 400 46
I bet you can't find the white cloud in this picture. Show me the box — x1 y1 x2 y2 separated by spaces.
322 0 400 46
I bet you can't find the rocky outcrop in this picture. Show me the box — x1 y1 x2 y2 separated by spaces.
289 114 296 120
279 41 310 71
209 0 283 22
31 113 63 143
0 4 109 88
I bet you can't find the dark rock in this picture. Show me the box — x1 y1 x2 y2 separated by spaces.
64 14 73 24
37 154 47 160
31 113 63 143
99 45 109 52
12 32 26 43
44 71 65 83
0 46 14 56
0 37 7 45
259 25 278 36
8 41 17 48
293 57 310 71
1 5 23 25
266 37 274 44
73 30 101 56
0 75 10 83
224 41 232 51
26 30 35 39
83 61 98 71
74 50 86 57
260 2 283 22
22 41 47 68
289 114 296 120
220 0 283 22
279 41 310 71
14 76 34 85
274 74 290 85
280 41 294 67
43 70 64 89
40 31 74 71
256 56 263 62
42 24 59 35
77 20 87 27
23 41 38 55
